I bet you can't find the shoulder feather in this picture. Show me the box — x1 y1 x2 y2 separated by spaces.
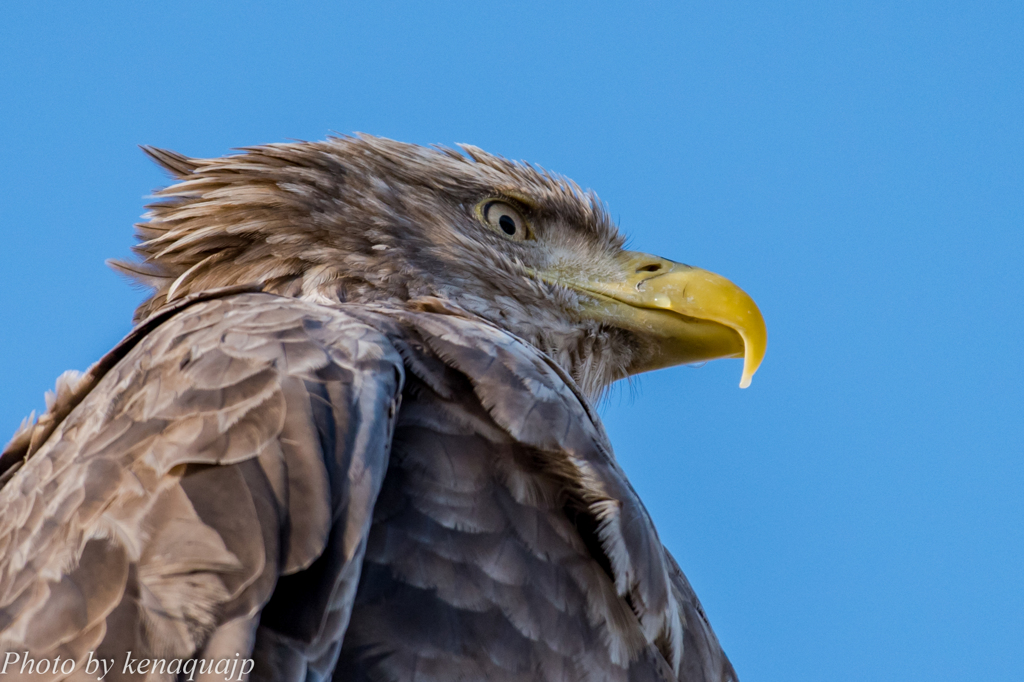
0 293 404 682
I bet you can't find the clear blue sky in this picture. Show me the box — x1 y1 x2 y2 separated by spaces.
1 3 1021 680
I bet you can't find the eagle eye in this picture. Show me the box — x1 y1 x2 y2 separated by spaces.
477 199 531 242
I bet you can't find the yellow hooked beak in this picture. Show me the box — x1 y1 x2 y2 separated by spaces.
559 251 767 388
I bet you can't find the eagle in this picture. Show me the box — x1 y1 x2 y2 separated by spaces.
0 135 765 682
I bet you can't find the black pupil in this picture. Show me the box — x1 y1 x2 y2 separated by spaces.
498 214 517 235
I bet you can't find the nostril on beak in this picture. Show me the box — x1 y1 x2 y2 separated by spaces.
636 263 663 273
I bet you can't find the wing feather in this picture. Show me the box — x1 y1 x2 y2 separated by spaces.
0 293 404 681
380 310 733 681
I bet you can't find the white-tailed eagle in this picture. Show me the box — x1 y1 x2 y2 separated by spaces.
0 136 765 682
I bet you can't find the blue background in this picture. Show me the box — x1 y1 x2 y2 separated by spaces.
1 3 1021 679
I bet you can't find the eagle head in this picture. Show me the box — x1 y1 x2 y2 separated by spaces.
116 134 766 397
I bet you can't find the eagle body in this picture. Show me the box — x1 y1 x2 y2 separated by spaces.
0 136 763 681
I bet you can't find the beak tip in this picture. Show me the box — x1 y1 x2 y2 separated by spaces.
738 351 763 389
738 322 767 389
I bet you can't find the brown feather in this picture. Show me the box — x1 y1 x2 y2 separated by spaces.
2 136 738 682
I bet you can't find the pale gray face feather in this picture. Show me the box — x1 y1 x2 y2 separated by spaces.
116 135 765 397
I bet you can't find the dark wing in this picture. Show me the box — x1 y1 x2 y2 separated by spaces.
340 309 736 682
0 293 404 681
665 554 739 682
